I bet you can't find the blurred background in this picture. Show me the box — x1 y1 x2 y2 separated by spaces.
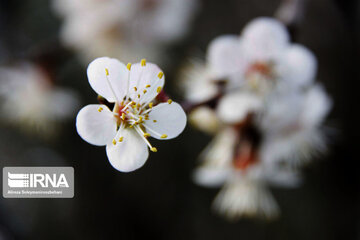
0 0 358 239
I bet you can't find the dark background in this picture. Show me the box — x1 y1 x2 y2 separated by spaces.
0 0 358 239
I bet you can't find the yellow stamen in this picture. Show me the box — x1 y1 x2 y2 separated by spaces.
150 147 157 152
134 87 137 91
141 59 146 66
118 137 124 142
146 84 151 88
98 107 103 112
127 63 132 70
143 89 147 94
158 72 164 79
157 86 162 93
112 139 116 145
121 113 126 120
161 134 168 139
153 120 157 123
149 102 153 108
138 94 140 98
167 99 172 104
129 125 133 128
143 133 151 138
105 68 109 76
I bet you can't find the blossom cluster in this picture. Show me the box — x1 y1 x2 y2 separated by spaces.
181 17 331 219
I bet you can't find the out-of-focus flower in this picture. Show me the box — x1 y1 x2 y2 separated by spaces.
194 86 330 220
52 0 199 63
76 57 186 172
0 62 79 136
182 17 331 220
181 17 317 103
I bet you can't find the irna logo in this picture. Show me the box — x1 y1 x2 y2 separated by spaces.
8 172 69 188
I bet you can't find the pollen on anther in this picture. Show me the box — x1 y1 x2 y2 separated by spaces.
158 72 164 79
157 86 162 93
134 87 137 91
118 137 124 142
153 120 157 123
143 133 151 138
143 89 147 94
127 63 132 70
112 139 117 145
121 113 126 120
150 147 158 152
105 68 109 76
98 107 103 112
149 102 153 108
167 99 173 104
141 59 146 66
161 134 168 139
146 84 151 88
138 94 140 98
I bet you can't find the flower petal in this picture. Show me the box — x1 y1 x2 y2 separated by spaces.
76 104 117 146
106 128 149 172
241 17 289 61
87 57 128 102
280 44 317 87
217 92 262 124
128 62 165 105
145 102 186 140
193 167 230 187
207 35 246 79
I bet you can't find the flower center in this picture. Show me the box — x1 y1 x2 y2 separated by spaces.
245 61 275 90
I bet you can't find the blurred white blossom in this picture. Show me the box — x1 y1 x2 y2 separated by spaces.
76 57 186 172
0 62 79 136
181 17 317 103
53 0 199 63
183 17 331 220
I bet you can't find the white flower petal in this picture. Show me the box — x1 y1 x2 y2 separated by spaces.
207 35 245 79
128 62 165 104
301 84 331 127
280 44 317 87
241 17 289 61
145 102 186 140
76 104 117 146
87 57 128 102
106 128 149 172
217 92 262 124
193 167 230 187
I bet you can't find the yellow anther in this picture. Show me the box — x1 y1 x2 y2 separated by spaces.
121 113 126 120
167 99 173 104
157 86 162 93
98 107 103 112
161 134 168 139
141 59 146 66
153 120 157 123
112 139 116 145
143 133 151 138
129 125 133 128
126 111 129 114
150 147 157 152
137 103 141 108
138 94 140 98
134 87 137 91
158 72 164 79
146 84 151 88
149 102 153 108
143 89 147 94
131 101 136 105
145 116 149 120
139 116 143 122
127 63 132 70
118 137 124 142
105 68 109 76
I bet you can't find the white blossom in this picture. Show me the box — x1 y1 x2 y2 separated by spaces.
52 0 199 63
0 62 79 136
76 57 186 172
